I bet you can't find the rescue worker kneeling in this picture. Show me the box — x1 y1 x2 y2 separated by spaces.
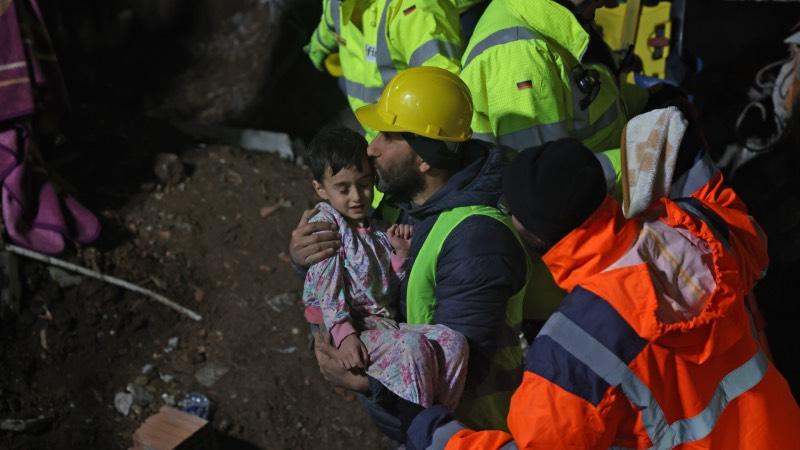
404 136 800 449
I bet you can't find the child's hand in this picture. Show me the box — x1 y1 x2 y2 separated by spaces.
387 224 413 258
338 333 369 370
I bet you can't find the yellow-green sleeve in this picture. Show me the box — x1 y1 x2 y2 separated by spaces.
460 40 570 141
305 0 340 71
620 81 649 118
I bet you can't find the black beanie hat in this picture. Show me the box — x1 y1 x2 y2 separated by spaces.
401 132 463 170
502 138 607 247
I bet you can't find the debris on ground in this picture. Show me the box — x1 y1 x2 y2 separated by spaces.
0 415 52 434
178 392 212 420
47 267 82 288
114 392 134 416
266 292 294 313
153 153 185 186
131 406 215 450
173 121 295 160
127 383 154 406
194 362 229 388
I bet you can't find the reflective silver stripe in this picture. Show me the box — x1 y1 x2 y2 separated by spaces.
330 0 340 34
541 312 769 449
495 99 619 150
409 39 461 67
499 441 519 450
344 79 384 103
670 352 767 444
539 312 669 447
463 27 538 67
427 419 467 450
375 0 396 84
497 120 568 149
572 100 619 141
595 152 617 193
674 200 732 251
669 152 718 198
472 132 497 144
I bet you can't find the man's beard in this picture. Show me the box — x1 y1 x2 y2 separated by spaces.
373 153 425 202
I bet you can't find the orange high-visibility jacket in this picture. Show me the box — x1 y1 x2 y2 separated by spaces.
407 152 800 449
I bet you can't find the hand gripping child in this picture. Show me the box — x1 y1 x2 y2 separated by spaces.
301 126 467 410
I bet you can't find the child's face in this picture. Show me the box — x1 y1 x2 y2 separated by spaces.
313 158 374 222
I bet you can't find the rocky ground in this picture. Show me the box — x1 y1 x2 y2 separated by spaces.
0 137 387 449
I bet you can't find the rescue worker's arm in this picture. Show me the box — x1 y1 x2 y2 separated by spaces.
407 371 630 449
408 289 636 450
460 40 571 147
389 0 463 74
289 208 340 270
305 0 340 71
433 216 526 367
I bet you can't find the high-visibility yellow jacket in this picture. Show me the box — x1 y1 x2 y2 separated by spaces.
306 0 463 141
460 0 630 151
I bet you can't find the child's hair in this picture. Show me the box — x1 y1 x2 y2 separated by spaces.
308 126 370 181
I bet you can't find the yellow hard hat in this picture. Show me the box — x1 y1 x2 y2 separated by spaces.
324 53 343 78
356 67 473 142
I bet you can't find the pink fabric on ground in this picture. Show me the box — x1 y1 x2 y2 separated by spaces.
0 128 100 254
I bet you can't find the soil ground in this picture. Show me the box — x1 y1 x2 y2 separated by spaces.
0 134 386 449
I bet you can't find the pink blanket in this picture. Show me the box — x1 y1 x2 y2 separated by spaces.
0 128 100 254
0 1 99 254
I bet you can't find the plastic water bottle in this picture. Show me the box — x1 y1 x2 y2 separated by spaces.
179 392 212 420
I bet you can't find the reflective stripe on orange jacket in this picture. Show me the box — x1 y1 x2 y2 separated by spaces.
407 151 800 449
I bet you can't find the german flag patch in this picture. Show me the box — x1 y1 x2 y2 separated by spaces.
403 5 417 15
516 80 533 90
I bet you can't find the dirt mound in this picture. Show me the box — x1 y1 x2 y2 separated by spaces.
0 144 385 449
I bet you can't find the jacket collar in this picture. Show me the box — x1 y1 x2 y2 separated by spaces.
508 0 589 61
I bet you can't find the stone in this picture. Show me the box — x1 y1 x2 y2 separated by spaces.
114 392 134 416
47 267 82 288
127 383 154 406
194 362 230 387
0 415 52 434
153 153 184 186
265 293 293 313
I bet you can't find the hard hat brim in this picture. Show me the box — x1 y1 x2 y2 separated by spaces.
356 103 471 142
355 104 407 134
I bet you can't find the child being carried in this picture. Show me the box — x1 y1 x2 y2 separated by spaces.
302 126 467 411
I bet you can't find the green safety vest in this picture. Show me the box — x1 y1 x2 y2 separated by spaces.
405 205 531 430
460 0 634 152
306 0 464 141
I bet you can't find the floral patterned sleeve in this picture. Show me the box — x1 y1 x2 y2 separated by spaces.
301 203 357 348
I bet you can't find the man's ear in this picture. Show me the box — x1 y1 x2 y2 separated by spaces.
418 157 432 174
312 180 329 200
